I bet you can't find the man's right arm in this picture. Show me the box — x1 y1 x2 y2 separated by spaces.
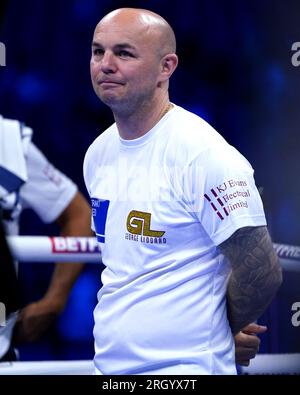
219 226 282 335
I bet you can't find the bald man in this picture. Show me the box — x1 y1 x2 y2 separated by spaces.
84 8 281 375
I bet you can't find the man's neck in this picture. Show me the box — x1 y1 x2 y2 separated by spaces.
113 96 172 140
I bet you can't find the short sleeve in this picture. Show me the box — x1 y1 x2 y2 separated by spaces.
83 145 95 233
20 142 77 223
184 145 267 245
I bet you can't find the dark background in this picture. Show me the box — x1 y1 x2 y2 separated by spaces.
0 0 299 361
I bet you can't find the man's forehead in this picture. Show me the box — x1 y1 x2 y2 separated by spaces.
93 31 139 47
93 23 156 47
94 18 150 38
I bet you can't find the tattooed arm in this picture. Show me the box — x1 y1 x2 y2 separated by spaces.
219 226 282 335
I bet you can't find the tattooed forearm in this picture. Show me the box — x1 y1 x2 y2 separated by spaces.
219 226 282 335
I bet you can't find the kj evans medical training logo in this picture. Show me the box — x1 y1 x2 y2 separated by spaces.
204 179 250 220
125 210 166 245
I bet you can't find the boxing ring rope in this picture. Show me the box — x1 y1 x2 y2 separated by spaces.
7 236 102 263
1 354 299 375
241 353 300 375
5 236 300 272
0 360 95 375
1 236 300 375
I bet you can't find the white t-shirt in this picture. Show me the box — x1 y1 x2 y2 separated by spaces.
0 141 77 358
2 142 77 236
83 104 266 375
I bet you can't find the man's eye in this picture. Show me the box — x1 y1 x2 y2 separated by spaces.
93 48 103 56
118 50 133 58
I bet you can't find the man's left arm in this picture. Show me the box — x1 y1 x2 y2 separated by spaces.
14 191 93 343
219 225 282 336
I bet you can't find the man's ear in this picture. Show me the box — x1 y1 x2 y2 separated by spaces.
160 53 178 81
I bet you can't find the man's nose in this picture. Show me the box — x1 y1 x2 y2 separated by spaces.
100 51 117 73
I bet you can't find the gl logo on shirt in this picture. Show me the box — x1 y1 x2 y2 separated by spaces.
127 210 165 237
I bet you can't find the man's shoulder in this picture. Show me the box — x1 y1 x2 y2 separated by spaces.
167 106 252 172
170 105 230 156
85 123 117 157
83 123 118 181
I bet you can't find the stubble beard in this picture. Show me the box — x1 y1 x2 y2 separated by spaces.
95 77 158 118
103 95 154 119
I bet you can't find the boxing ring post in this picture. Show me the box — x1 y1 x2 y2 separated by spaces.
1 236 300 375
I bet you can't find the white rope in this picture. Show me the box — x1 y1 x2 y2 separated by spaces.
0 354 299 375
7 236 101 263
273 243 300 271
5 236 300 271
0 360 94 375
241 353 300 375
